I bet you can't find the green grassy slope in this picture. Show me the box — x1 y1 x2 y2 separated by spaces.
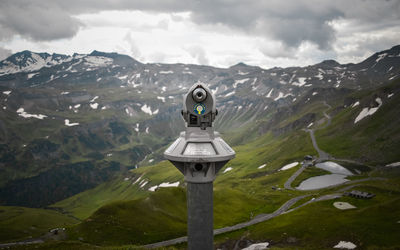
0 206 79 243
12 80 400 249
51 161 183 220
316 81 400 164
51 129 318 246
53 128 316 220
215 179 400 249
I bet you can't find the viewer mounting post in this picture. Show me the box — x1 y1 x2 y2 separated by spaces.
164 83 235 250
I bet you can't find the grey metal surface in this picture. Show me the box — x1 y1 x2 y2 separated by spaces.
163 82 235 249
164 130 235 163
164 127 235 183
187 182 213 250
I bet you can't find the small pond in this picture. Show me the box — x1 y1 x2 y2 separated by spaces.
296 161 352 190
315 161 353 175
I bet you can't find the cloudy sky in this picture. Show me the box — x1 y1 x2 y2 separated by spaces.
0 0 399 68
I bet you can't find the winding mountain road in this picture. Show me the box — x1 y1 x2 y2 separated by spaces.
2 102 383 249
127 102 385 248
284 164 306 190
306 101 332 162
284 102 334 189
144 195 311 249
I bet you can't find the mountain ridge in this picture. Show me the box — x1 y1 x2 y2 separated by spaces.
0 45 399 249
0 45 399 208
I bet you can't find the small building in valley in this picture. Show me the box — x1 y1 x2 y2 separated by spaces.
344 190 375 199
302 155 315 167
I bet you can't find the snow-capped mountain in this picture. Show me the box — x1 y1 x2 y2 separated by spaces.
0 45 399 207
0 50 75 76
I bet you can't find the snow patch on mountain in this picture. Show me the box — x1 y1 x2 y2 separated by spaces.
279 162 299 171
27 73 38 79
0 52 73 75
351 101 359 108
157 96 166 102
211 87 219 95
333 241 356 249
223 167 233 173
354 98 382 123
84 56 113 67
258 164 267 169
65 119 79 126
148 181 180 192
141 104 158 115
224 91 235 97
266 89 273 98
292 77 307 87
90 103 99 109
386 162 400 167
90 96 99 102
242 242 269 250
274 92 284 101
117 75 128 80
275 92 294 101
233 78 249 88
140 181 148 188
17 108 47 120
315 71 324 80
376 53 388 63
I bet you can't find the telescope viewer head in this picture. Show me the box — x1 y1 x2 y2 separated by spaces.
182 83 217 130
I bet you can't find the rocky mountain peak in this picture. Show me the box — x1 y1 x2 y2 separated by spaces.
316 59 341 67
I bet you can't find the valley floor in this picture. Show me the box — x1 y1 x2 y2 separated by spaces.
2 96 400 249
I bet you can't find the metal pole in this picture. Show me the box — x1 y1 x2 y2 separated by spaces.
187 182 213 250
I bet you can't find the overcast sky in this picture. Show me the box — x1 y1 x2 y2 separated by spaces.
0 0 399 68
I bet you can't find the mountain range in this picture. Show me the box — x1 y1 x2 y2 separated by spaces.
0 45 399 249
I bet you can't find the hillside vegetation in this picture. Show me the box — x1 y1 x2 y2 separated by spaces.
0 46 399 248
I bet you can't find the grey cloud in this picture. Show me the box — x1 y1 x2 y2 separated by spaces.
148 51 167 63
123 32 141 59
336 32 400 63
258 43 297 59
190 0 399 50
157 19 169 30
186 45 209 65
0 47 12 61
190 1 343 49
0 0 82 41
1 0 399 51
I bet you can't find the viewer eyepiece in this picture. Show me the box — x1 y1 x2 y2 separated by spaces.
192 88 207 102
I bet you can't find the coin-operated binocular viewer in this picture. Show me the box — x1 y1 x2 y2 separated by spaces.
164 83 235 250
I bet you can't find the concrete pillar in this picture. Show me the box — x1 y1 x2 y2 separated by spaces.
187 182 213 250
